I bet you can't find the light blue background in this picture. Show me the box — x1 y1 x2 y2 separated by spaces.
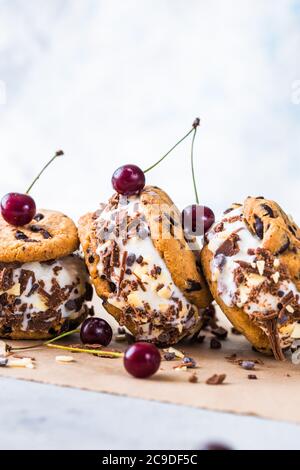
0 0 299 221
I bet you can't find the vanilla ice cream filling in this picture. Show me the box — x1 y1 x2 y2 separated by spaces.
207 207 300 348
96 195 198 340
0 255 89 331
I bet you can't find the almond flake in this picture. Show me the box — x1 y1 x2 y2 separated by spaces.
291 324 300 339
273 258 280 268
8 357 35 369
174 365 187 371
251 262 257 269
256 260 265 276
165 347 184 359
272 272 280 284
55 355 75 363
286 305 294 314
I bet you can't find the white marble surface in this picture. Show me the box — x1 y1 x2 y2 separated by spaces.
0 1 299 450
0 376 299 450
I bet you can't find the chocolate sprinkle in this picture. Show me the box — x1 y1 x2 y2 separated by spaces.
33 213 44 222
15 230 28 240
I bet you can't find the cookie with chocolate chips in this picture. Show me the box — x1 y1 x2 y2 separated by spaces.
0 209 79 263
78 185 212 345
201 197 300 360
0 210 92 340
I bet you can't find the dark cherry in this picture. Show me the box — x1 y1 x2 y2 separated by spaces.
182 204 215 236
112 164 145 196
80 317 113 346
124 342 161 378
1 193 36 226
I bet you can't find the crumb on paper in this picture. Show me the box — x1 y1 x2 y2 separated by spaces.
55 355 75 363
189 373 198 383
7 357 35 369
206 373 226 385
164 347 184 359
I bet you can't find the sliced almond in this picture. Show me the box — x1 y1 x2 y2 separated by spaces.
157 286 172 299
272 272 280 284
256 260 265 276
273 258 280 268
8 357 35 369
286 305 295 314
0 340 10 357
165 347 184 359
55 355 75 363
291 323 300 339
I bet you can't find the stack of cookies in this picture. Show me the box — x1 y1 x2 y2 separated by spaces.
0 209 92 339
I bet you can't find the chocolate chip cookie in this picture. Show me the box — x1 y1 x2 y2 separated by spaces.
0 210 92 339
201 197 300 360
78 185 212 345
0 209 79 263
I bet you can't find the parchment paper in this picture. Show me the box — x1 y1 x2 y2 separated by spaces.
1 326 299 424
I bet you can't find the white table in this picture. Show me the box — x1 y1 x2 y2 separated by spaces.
0 377 299 450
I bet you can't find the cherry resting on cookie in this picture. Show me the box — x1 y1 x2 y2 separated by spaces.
182 204 215 236
1 150 63 226
80 317 112 346
112 164 145 196
124 342 161 378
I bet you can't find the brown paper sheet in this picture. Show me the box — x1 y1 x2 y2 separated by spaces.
1 329 299 424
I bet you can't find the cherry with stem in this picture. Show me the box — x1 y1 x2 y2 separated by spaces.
111 122 199 196
182 118 215 236
1 150 64 226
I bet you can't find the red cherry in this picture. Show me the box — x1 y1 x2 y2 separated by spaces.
1 193 36 226
112 164 145 195
182 204 215 236
80 317 112 346
124 342 161 378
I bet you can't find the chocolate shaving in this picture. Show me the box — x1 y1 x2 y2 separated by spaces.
19 269 36 295
0 268 14 291
211 327 228 340
210 338 222 349
206 373 226 385
265 318 285 361
117 251 128 294
215 233 240 257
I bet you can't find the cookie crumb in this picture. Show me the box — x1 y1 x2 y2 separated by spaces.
206 373 226 385
55 355 75 363
210 338 222 349
189 373 198 383
248 374 257 380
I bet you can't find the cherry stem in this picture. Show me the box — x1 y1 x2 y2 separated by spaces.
26 150 64 194
11 327 79 351
46 343 124 358
144 127 194 174
191 127 199 205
